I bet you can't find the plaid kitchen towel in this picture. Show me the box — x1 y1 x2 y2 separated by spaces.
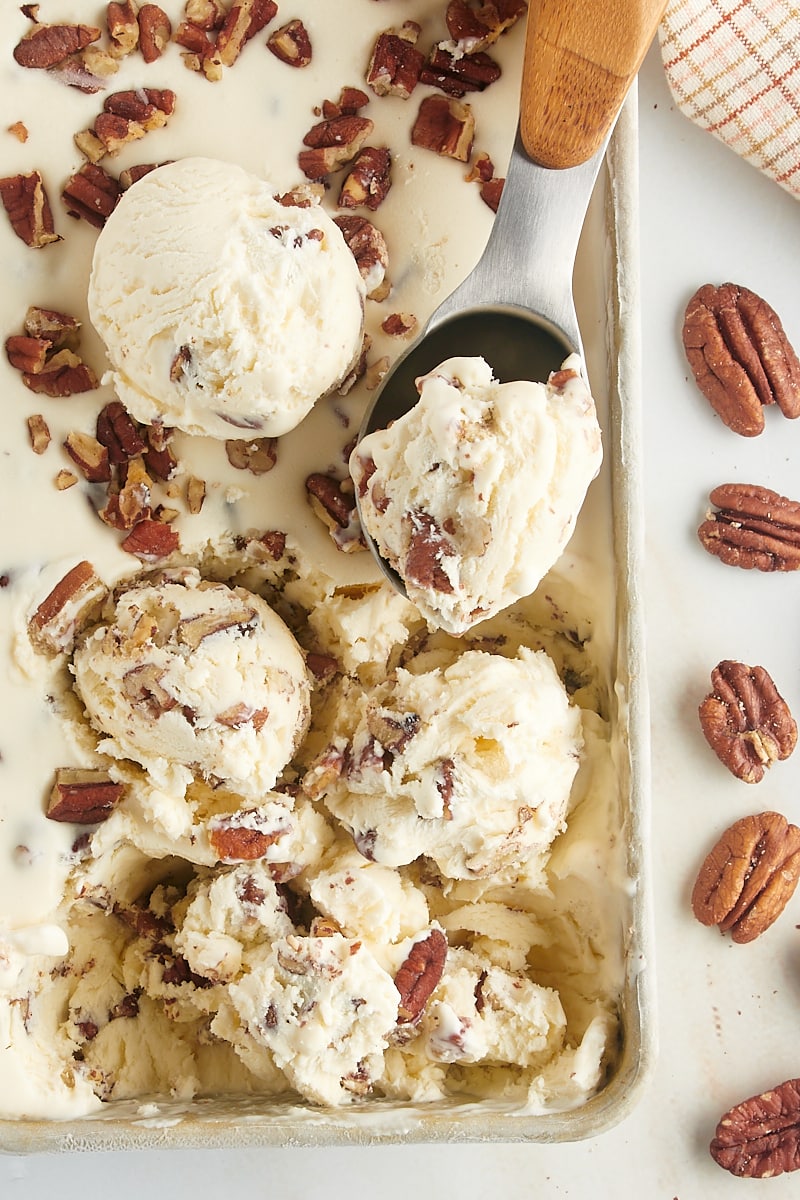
659 0 800 199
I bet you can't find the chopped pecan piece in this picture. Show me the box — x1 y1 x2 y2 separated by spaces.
404 510 455 592
337 333 371 393
366 25 424 98
96 401 147 465
267 19 312 67
185 0 227 28
323 86 370 118
8 122 29 143
208 808 290 864
306 473 366 551
177 602 258 650
699 660 797 783
445 0 527 52
62 162 122 226
100 458 152 529
333 215 389 300
121 518 180 562
6 335 49 374
381 312 417 338
78 88 176 161
119 161 168 189
138 4 172 62
122 663 177 716
411 95 475 161
23 354 98 398
339 146 392 211
47 768 124 824
225 437 278 475
419 45 501 97
27 414 51 454
710 1077 800 1177
395 929 447 1023
0 171 60 248
683 283 800 436
698 483 800 571
253 530 286 560
24 306 79 346
203 0 277 78
107 1 140 58
479 177 503 211
366 709 420 754
13 21 101 69
299 115 373 180
306 652 338 682
64 431 112 483
55 470 78 490
691 811 800 943
216 703 269 731
301 742 349 800
28 560 108 656
186 475 206 514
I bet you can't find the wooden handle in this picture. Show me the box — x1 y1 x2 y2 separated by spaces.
520 0 667 169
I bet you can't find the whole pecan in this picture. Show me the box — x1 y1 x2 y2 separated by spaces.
691 811 800 943
394 928 447 1023
682 283 800 436
710 1078 800 1177
698 483 800 571
698 660 797 783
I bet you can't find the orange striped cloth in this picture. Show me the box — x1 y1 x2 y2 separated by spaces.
659 0 800 199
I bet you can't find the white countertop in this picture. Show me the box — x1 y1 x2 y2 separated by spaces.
5 40 800 1198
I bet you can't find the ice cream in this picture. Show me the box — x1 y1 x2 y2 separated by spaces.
311 647 582 879
0 0 635 1133
351 354 603 635
71 571 312 799
88 157 366 439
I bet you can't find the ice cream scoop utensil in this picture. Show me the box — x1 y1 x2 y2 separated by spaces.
357 0 666 591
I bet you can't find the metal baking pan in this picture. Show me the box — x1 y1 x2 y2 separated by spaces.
0 0 652 1149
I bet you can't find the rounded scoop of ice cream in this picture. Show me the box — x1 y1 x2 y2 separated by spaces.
318 648 582 879
72 573 311 798
350 354 602 635
88 158 365 439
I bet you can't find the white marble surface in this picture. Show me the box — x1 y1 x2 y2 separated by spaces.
5 39 800 1197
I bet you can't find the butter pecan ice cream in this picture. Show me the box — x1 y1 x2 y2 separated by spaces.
88 157 366 439
351 354 603 635
71 571 311 799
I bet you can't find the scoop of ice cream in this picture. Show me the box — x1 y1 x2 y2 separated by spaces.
88 158 365 439
228 932 400 1105
350 354 603 635
72 572 311 798
316 647 582 879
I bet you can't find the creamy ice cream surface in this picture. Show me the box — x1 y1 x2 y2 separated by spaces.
71 572 312 799
0 0 637 1132
89 157 366 439
351 354 603 635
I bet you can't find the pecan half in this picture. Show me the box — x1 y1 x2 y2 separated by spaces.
683 283 800 437
77 88 175 161
394 928 447 1023
28 560 108 657
48 768 124 824
13 21 101 69
267 19 312 67
138 5 171 62
0 171 60 248
411 95 475 162
691 811 800 943
699 660 797 783
96 401 147 465
710 1078 800 1177
698 483 800 571
366 25 424 99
